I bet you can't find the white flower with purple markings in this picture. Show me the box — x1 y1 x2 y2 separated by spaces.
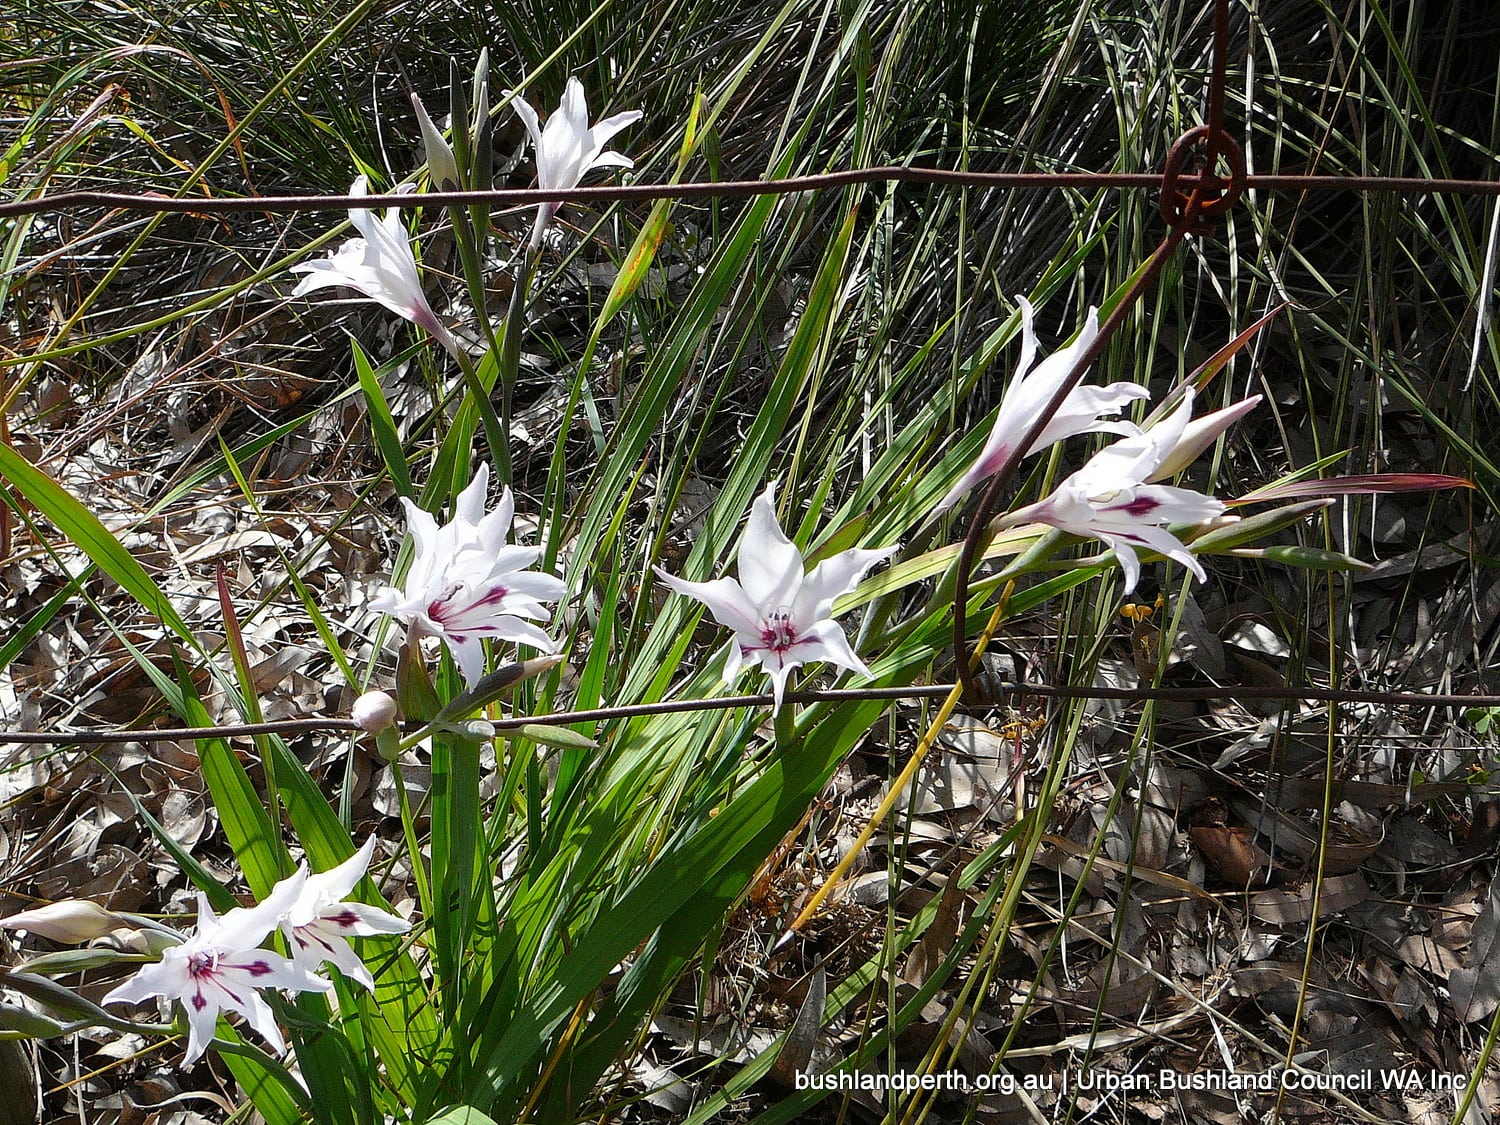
654 482 896 711
998 389 1233 591
276 838 410 992
101 874 328 1065
369 463 565 685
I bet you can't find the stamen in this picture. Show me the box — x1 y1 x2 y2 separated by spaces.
188 951 217 978
759 609 799 653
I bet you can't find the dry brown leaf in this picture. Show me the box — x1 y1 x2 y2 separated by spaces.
1449 874 1500 1022
900 877 964 988
1190 824 1273 886
1397 933 1465 980
1230 797 1379 874
1249 873 1369 925
769 966 824 1086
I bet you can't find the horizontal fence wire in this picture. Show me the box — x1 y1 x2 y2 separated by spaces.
2 171 1499 220
3 681 1499 746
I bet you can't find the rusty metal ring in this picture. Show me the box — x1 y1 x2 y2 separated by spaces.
1158 124 1248 227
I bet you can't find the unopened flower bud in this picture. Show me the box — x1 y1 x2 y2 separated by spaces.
352 690 399 733
0 1001 70 1039
412 93 460 191
2 900 128 943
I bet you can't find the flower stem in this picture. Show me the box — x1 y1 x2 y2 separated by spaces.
452 349 510 486
496 252 537 482
773 699 797 750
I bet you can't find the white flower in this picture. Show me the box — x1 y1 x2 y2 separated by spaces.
999 389 1229 592
275 838 410 992
507 77 643 248
101 874 329 1066
290 175 459 357
654 482 896 711
937 296 1148 513
368 463 565 685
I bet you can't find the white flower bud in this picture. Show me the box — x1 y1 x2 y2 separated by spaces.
411 92 460 191
2 900 128 943
351 690 399 733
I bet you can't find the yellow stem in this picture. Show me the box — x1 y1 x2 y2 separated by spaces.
519 992 593 1122
786 582 1015 934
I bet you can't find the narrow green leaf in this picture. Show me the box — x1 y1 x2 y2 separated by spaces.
353 338 414 498
0 442 194 644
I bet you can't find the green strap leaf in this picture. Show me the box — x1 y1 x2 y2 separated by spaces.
0 441 194 644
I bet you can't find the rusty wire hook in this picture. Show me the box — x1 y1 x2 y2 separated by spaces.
1159 123 1247 231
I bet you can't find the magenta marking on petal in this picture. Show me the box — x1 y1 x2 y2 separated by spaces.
1119 496 1161 517
328 909 362 930
191 990 208 1012
469 585 511 609
426 583 464 624
245 960 273 977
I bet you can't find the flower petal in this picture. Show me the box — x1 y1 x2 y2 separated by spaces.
181 984 221 1065
586 150 634 172
795 618 875 681
736 483 804 610
795 544 897 622
990 303 1101 448
654 568 764 637
1146 394 1261 481
294 927 374 990
1076 388 1196 489
759 648 798 713
1006 294 1040 389
346 174 375 241
936 301 1142 513
1098 524 1207 586
324 900 411 937
587 109 644 153
506 91 544 153
441 634 488 686
560 76 590 137
216 948 330 995
1099 534 1144 593
283 838 377 926
102 955 188 1008
208 872 308 950
1096 483 1226 526
455 463 492 527
223 983 286 1057
722 638 747 684
1026 380 1149 453
511 79 640 242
